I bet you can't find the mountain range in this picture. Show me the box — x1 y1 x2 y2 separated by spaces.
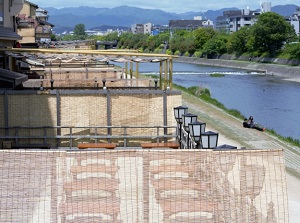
46 4 300 34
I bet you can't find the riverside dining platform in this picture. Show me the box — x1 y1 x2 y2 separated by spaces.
77 142 117 149
140 142 180 149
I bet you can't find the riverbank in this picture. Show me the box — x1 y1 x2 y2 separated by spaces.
175 56 300 82
169 57 300 222
180 90 300 222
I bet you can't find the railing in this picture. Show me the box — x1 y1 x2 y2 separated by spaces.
179 127 196 149
0 125 177 149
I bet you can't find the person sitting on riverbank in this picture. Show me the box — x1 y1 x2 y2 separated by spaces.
243 116 266 132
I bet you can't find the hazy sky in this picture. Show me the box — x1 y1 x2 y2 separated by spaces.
32 0 296 13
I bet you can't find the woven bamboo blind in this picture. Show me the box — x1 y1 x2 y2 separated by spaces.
0 149 288 222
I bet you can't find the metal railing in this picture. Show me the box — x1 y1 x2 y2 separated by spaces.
179 127 196 149
0 125 177 149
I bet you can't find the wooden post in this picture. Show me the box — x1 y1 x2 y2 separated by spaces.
125 62 128 79
160 61 163 90
130 61 133 79
164 60 168 90
136 62 139 79
169 58 173 89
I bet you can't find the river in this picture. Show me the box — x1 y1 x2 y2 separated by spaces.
137 62 300 141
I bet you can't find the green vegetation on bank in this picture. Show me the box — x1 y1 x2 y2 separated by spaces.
173 84 245 120
64 12 300 60
209 73 225 77
173 84 300 148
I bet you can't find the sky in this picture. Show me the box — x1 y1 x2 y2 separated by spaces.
32 0 297 13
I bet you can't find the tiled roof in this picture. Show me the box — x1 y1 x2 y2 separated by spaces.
0 68 28 86
36 19 54 27
25 0 38 8
169 20 203 28
0 26 22 40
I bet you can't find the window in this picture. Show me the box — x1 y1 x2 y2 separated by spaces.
0 0 3 26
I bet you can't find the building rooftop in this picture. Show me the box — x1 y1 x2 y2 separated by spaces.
0 26 22 40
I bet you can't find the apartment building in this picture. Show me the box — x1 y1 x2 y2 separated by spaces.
216 8 261 33
289 7 300 36
216 2 272 33
131 22 152 34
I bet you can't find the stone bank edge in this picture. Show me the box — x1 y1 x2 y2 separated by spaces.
175 56 300 81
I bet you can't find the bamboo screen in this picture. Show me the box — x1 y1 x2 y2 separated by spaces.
0 149 288 223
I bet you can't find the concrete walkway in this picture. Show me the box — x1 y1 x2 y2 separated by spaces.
182 91 300 223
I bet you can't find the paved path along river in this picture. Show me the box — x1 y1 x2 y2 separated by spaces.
181 91 300 223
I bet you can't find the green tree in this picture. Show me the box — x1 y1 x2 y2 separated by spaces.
170 35 186 55
169 37 180 54
251 12 296 56
73 24 86 40
146 35 157 52
202 34 229 58
61 34 75 41
118 32 134 49
193 27 216 50
183 34 196 56
150 33 170 52
132 33 148 49
227 26 252 54
173 29 189 37
103 32 120 42
51 34 57 41
283 42 300 59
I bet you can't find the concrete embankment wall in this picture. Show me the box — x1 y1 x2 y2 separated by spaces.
175 56 300 80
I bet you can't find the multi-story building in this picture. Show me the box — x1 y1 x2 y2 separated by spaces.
169 16 213 33
289 7 300 36
0 0 23 48
35 7 54 43
16 1 54 44
216 7 261 33
144 22 152 34
131 23 152 34
131 24 144 34
261 1 272 13
16 0 38 43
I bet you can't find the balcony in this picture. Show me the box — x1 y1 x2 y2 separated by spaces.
17 20 34 28
16 15 35 28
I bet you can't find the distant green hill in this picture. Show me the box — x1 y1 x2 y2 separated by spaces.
47 4 299 34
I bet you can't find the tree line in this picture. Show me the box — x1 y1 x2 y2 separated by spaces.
62 12 300 59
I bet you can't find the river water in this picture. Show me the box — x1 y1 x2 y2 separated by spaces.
137 62 300 141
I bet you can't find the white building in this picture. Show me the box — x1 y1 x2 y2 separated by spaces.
261 2 272 13
216 7 260 33
216 2 271 33
290 8 300 36
131 23 152 34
